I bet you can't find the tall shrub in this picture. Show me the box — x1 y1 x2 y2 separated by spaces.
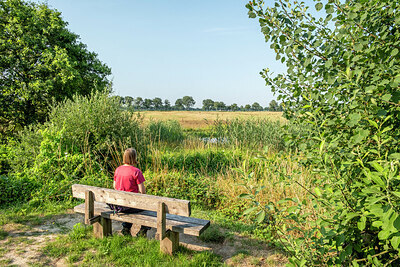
248 0 400 265
6 91 146 205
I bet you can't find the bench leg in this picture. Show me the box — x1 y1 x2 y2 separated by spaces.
93 217 112 238
160 231 179 255
130 224 142 237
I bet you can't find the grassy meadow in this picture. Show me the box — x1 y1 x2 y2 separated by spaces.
0 96 311 266
138 110 285 129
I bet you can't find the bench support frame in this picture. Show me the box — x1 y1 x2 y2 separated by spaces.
157 202 179 254
81 189 186 254
93 217 112 238
160 231 179 254
85 190 112 238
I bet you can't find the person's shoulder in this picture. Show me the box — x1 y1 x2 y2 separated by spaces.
128 166 143 175
129 166 142 172
115 165 125 171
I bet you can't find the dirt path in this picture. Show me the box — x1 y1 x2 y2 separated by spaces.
0 212 286 266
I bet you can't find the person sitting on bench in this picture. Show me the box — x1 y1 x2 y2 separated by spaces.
109 147 151 236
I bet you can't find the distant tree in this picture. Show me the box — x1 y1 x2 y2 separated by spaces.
143 98 153 110
134 97 143 109
202 99 214 110
244 104 251 111
252 102 263 111
182 96 196 110
174 98 184 110
163 99 171 110
230 103 239 111
124 96 133 108
0 0 111 137
214 101 226 111
153 97 163 110
269 100 279 111
240 105 244 111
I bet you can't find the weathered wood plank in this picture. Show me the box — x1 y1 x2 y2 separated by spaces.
160 231 179 255
85 190 94 225
74 202 209 236
89 215 101 225
157 202 166 240
93 217 112 238
72 184 190 216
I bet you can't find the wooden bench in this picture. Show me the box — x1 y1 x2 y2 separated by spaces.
72 184 210 254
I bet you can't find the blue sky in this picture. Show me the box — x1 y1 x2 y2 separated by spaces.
40 0 287 107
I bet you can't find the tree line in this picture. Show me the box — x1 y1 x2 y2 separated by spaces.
112 95 283 111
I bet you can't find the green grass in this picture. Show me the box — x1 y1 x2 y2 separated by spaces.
43 223 223 266
0 229 8 240
0 199 78 226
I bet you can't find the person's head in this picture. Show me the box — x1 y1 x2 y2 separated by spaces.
123 148 137 165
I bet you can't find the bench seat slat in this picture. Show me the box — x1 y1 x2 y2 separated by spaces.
72 184 190 216
74 202 210 236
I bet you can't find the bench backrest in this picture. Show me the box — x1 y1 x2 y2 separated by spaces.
72 184 191 217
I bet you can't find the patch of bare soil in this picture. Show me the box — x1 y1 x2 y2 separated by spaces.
0 212 286 266
0 212 83 266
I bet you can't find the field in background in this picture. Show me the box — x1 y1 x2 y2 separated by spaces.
137 111 284 128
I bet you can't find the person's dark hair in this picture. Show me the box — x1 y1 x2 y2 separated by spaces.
123 148 137 165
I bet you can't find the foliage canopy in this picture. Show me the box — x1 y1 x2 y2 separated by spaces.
0 0 111 137
248 0 400 265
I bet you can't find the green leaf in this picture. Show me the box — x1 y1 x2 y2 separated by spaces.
346 213 360 221
369 161 384 173
325 59 333 68
314 187 322 197
391 236 400 249
244 206 258 215
248 11 256 19
393 214 400 231
378 230 391 240
357 216 366 231
315 3 323 11
389 153 400 160
382 94 392 102
347 113 361 127
239 193 252 199
391 48 399 57
368 120 378 129
351 129 370 143
256 210 266 223
372 221 383 228
319 140 325 155
366 171 385 187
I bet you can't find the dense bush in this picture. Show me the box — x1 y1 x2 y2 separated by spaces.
47 91 145 157
248 0 400 265
3 91 145 205
0 175 39 205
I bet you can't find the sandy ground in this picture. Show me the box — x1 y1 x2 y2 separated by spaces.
0 211 286 266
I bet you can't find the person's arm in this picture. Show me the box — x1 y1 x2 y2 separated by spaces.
113 180 116 189
138 182 146 194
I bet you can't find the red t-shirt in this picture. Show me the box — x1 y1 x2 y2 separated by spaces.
114 165 145 193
